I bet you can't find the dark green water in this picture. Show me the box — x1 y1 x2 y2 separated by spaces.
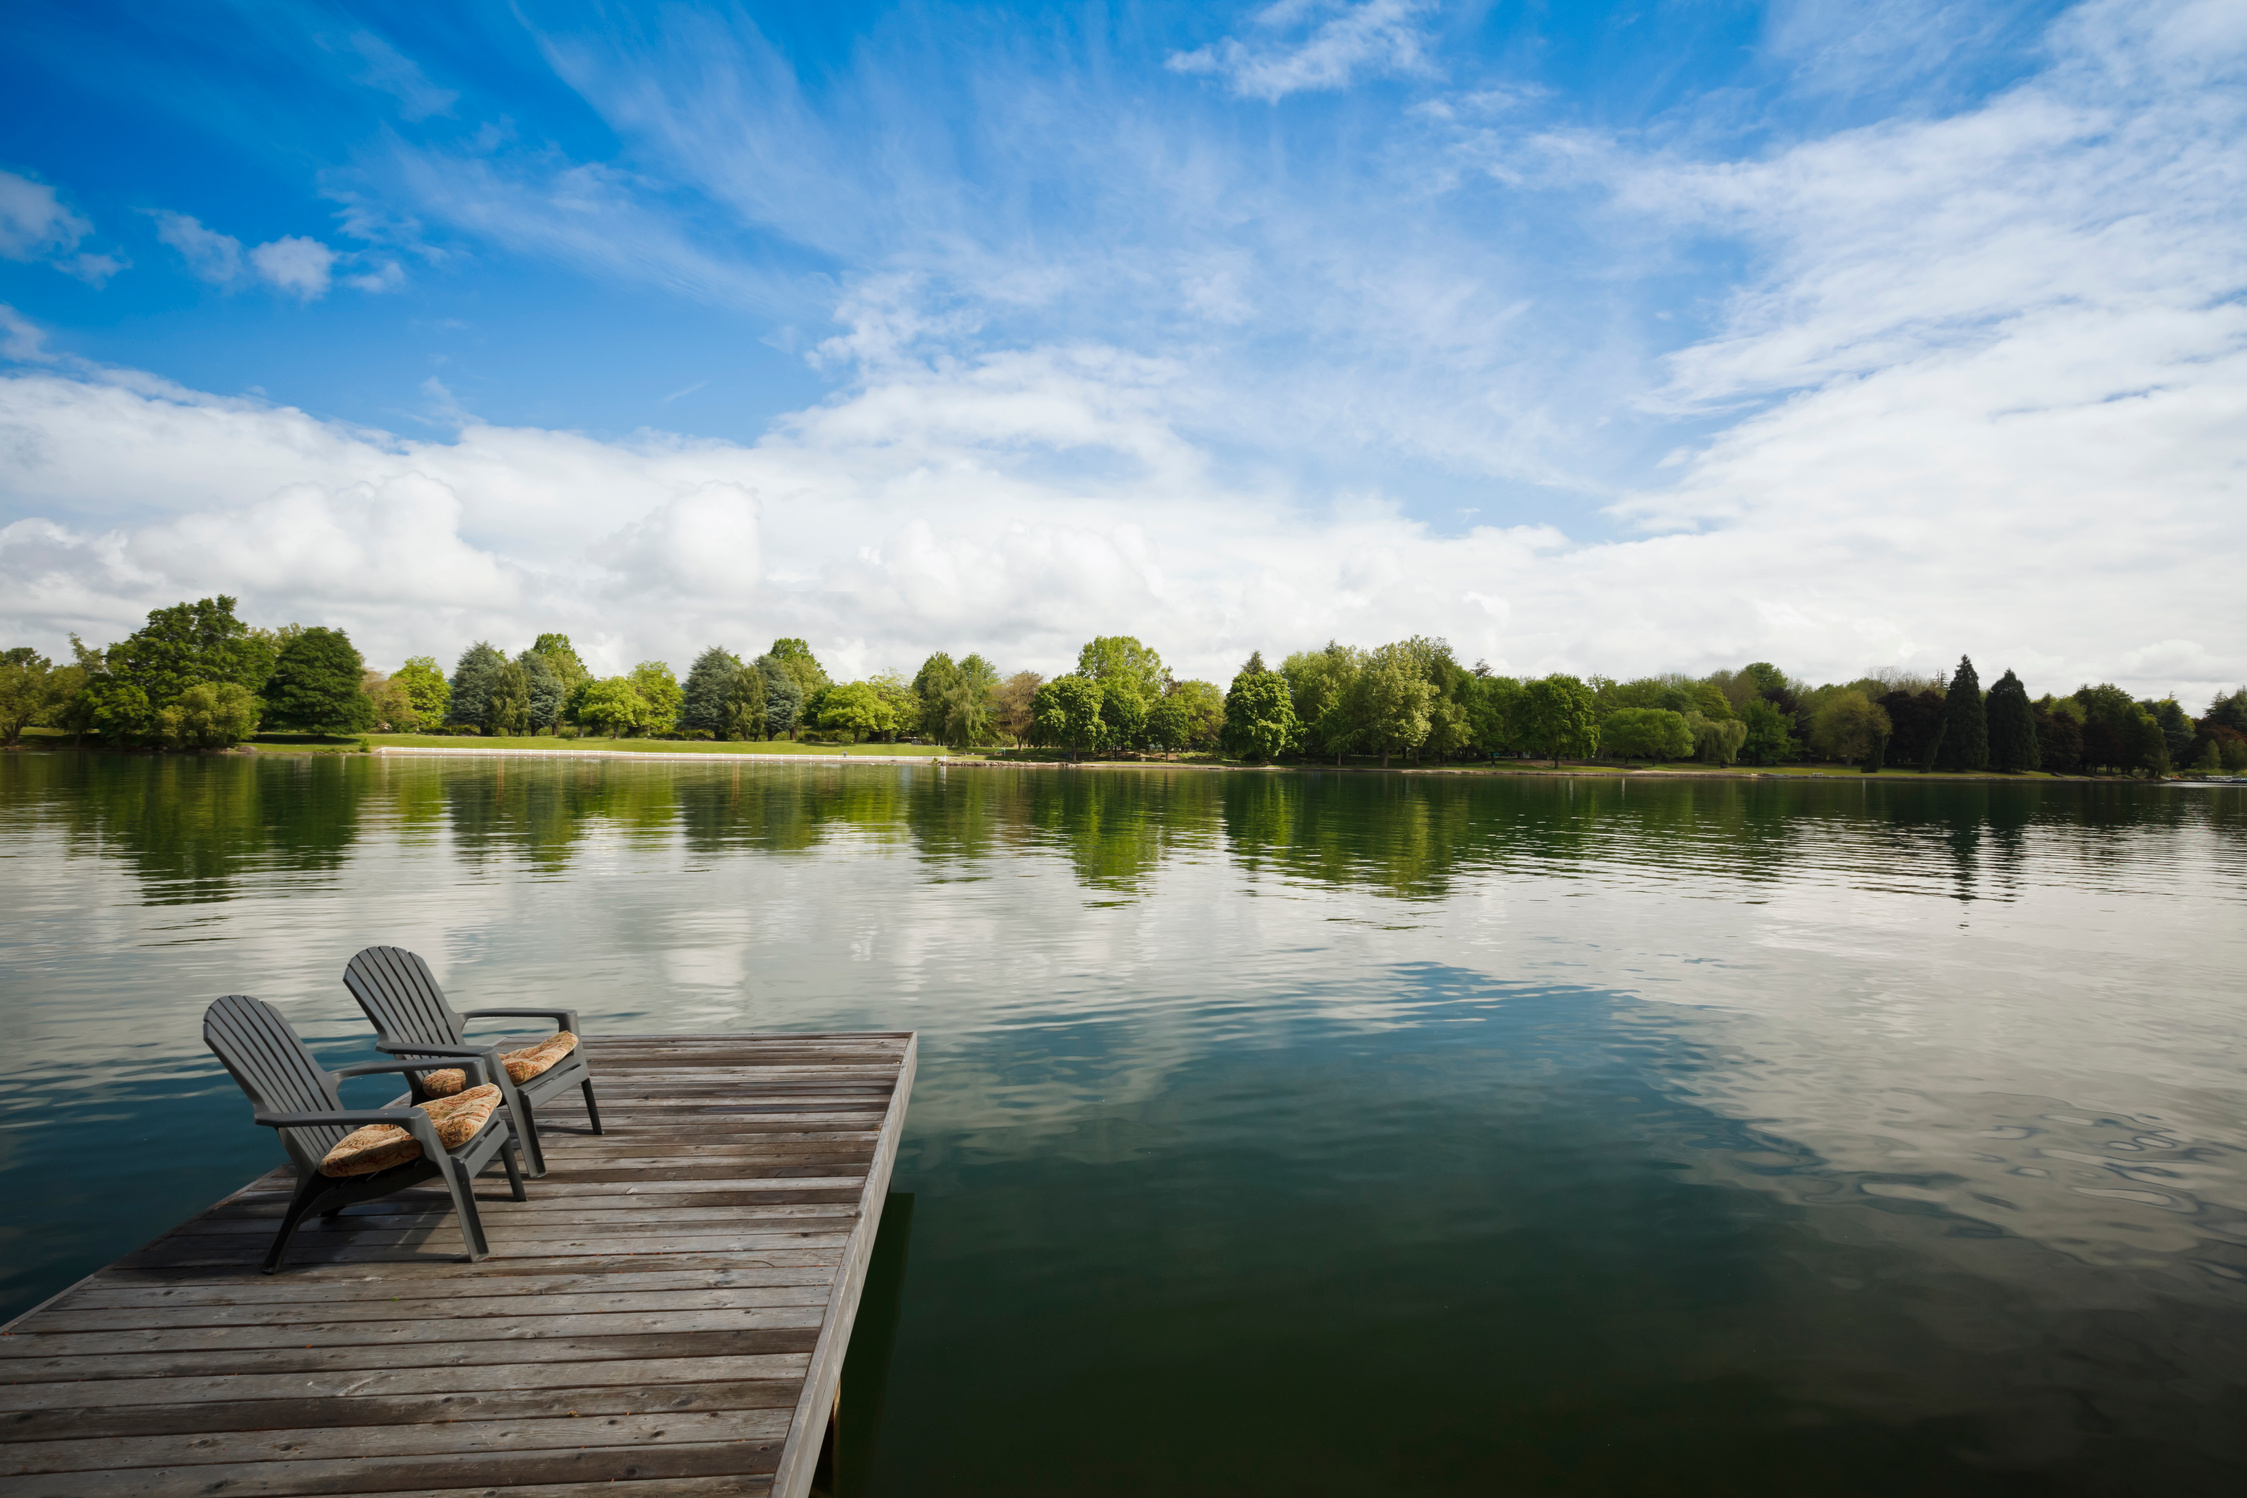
3 753 2245 1493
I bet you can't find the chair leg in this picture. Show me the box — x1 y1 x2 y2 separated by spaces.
263 1173 328 1275
498 1131 528 1201
580 1076 604 1135
443 1157 492 1262
514 1094 548 1178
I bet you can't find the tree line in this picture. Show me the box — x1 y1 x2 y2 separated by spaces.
4 595 2243 777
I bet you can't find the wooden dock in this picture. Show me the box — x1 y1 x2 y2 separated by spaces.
0 1031 917 1498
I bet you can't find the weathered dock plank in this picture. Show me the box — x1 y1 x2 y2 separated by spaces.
0 1032 916 1498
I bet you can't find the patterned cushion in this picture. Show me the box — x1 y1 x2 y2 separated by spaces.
416 1031 576 1096
318 1084 503 1177
502 1031 578 1084
418 1066 468 1097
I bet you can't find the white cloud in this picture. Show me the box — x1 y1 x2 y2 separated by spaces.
1167 0 1439 102
150 211 245 284
249 235 336 300
0 169 120 284
346 31 458 121
1 1 2239 705
0 169 92 262
0 305 55 363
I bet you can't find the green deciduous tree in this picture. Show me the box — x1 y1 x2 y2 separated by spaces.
1033 674 1106 756
1075 636 1167 711
929 654 1001 747
1520 674 1598 766
629 661 682 735
1934 656 1988 770
1146 679 1224 753
723 660 767 740
1099 678 1148 752
1688 713 1749 766
362 673 421 733
158 682 261 749
263 627 376 734
1223 655 1298 761
1280 643 1360 761
1602 707 1694 765
1808 690 1893 764
993 670 1041 746
818 681 896 742
528 635 590 692
1738 698 1796 765
912 652 959 728
1469 675 1525 757
89 596 275 745
392 656 450 724
487 659 532 737
1985 669 2040 772
766 639 828 703
0 648 64 747
1346 647 1436 767
577 678 650 738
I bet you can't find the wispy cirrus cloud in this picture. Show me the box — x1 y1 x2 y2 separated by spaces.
1167 0 1441 102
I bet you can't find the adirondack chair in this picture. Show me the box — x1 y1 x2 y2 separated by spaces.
342 945 603 1178
202 994 526 1273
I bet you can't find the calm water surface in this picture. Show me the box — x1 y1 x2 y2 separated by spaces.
3 753 2245 1493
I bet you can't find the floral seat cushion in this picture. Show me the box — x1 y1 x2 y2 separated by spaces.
319 1084 502 1177
416 1032 579 1097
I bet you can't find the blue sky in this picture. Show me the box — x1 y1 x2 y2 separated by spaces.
1 0 2240 695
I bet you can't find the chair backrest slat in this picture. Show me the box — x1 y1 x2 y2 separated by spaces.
344 946 466 1049
203 995 349 1170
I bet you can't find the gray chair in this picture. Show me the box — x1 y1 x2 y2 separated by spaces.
342 945 603 1177
202 994 526 1272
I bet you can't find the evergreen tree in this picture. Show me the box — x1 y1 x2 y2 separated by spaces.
1985 669 2040 773
681 647 746 735
1861 731 1887 774
264 627 376 734
447 642 507 727
756 654 805 738
2148 698 2194 764
518 650 564 730
1934 655 1987 770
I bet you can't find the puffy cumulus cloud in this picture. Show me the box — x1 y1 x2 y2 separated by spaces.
1 298 2238 702
249 235 336 300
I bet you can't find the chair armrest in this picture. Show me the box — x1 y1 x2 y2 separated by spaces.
256 1107 446 1156
374 1040 504 1060
462 1007 580 1033
338 1057 490 1087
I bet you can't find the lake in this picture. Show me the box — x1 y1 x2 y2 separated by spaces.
2 752 2244 1493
